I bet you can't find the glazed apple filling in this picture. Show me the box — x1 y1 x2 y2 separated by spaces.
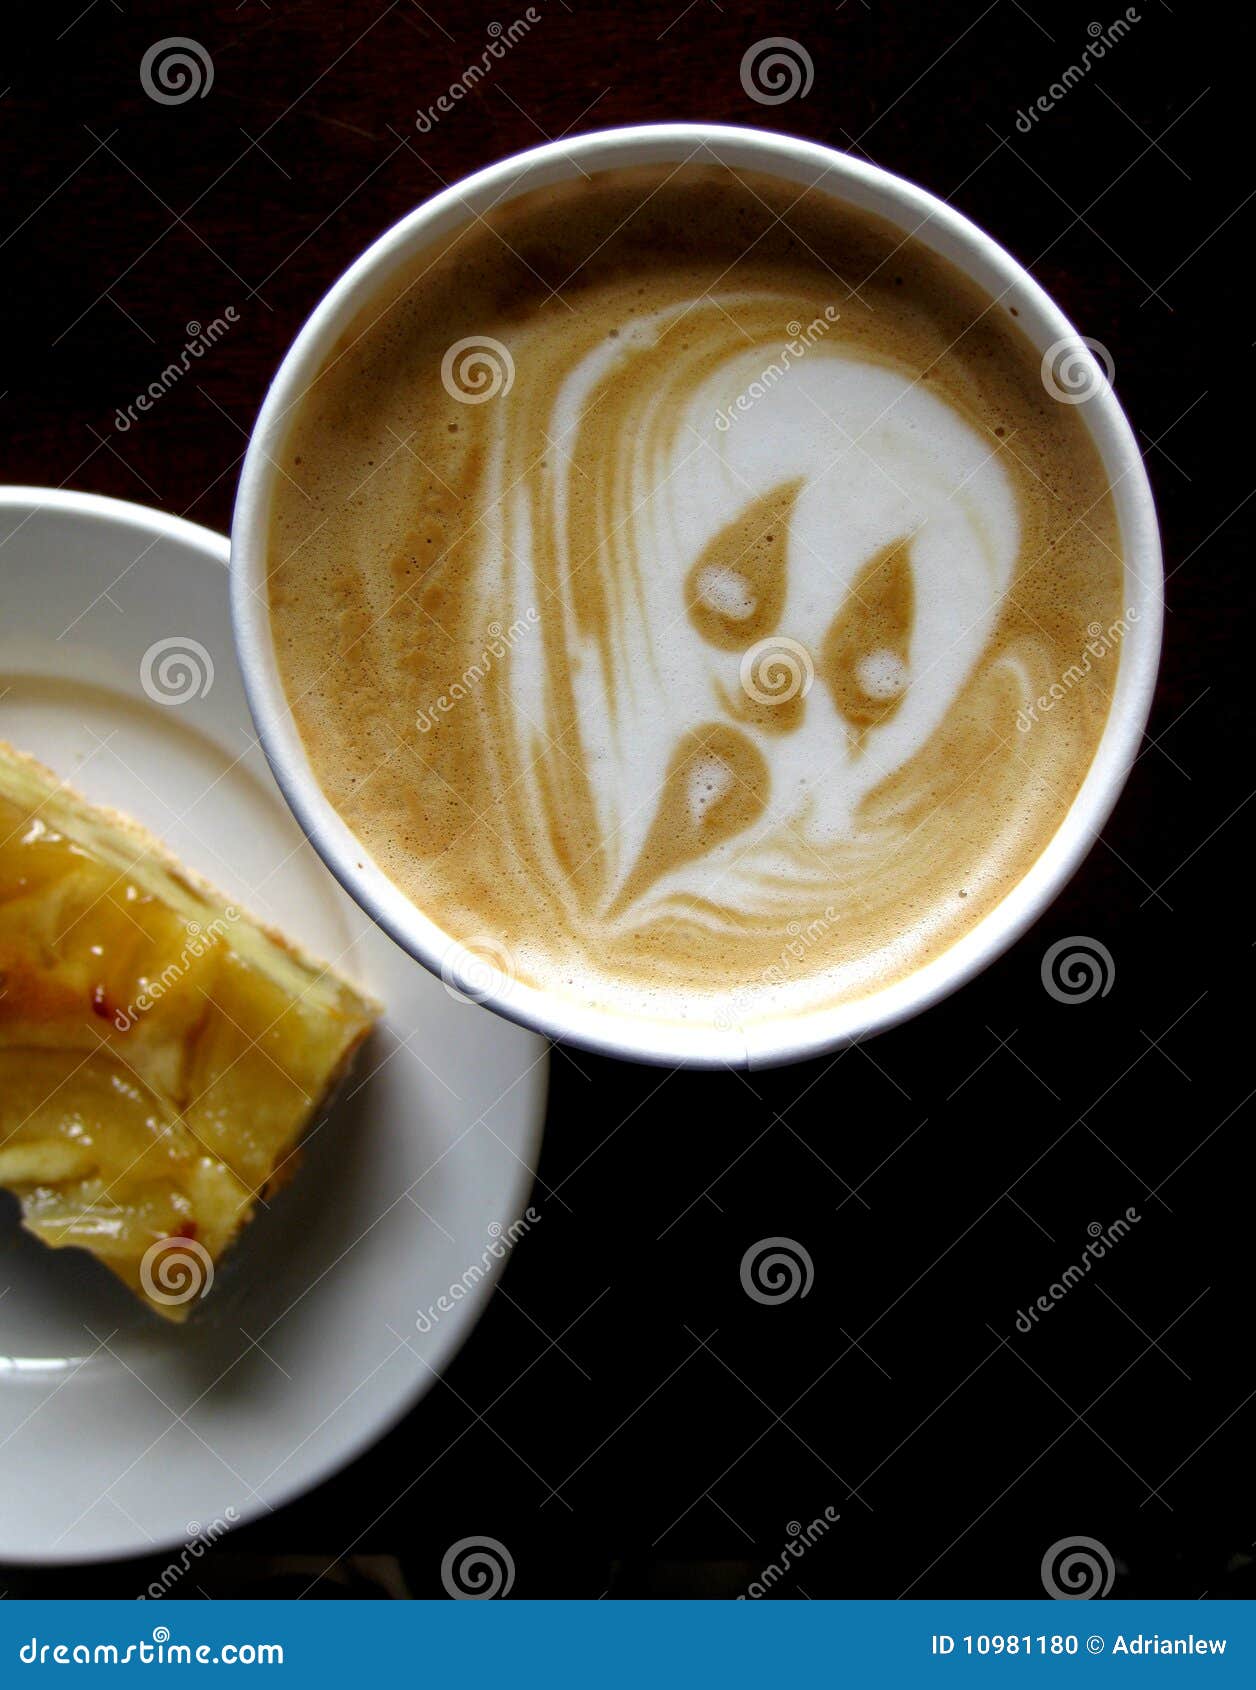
0 743 378 1320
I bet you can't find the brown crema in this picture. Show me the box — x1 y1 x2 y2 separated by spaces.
268 163 1124 1028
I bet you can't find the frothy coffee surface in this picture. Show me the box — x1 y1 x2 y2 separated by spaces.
269 164 1123 1029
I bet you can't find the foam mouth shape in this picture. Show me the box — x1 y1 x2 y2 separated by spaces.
267 164 1124 1028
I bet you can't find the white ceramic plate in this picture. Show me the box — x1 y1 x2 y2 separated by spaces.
0 487 548 1566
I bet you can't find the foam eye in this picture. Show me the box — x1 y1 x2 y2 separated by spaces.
821 537 915 746
685 479 802 649
854 648 909 701
691 565 757 623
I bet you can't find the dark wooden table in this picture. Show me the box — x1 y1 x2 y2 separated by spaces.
3 0 1252 1597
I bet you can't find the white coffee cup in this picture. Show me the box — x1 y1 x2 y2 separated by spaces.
230 122 1162 1069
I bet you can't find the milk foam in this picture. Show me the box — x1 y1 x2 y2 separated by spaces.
267 164 1124 1029
485 315 1020 932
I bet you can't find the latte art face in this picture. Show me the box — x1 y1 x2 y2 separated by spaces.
494 327 1020 920
268 165 1123 1028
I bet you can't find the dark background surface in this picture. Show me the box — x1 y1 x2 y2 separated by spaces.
2 0 1252 1599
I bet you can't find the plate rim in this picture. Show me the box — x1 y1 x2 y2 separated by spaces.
0 484 550 1567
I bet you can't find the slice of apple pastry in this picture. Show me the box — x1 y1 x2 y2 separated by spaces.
0 741 380 1321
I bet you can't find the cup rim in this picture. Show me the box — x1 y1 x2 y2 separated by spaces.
230 120 1163 1070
